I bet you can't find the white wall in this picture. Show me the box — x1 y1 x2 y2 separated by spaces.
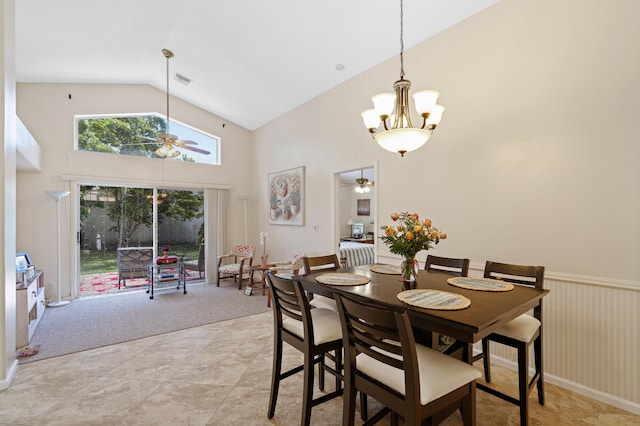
249 0 640 410
15 83 252 301
252 0 640 282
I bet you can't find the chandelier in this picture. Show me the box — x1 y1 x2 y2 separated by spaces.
361 0 444 157
354 170 374 193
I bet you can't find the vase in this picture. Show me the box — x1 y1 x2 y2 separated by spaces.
261 257 268 268
162 251 168 258
401 257 419 283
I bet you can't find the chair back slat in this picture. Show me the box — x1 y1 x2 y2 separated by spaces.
267 272 302 317
336 294 417 380
303 254 340 274
425 255 470 276
484 261 544 289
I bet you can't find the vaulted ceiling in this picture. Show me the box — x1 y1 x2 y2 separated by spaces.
15 0 500 131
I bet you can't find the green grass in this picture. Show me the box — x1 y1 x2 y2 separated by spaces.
80 244 201 275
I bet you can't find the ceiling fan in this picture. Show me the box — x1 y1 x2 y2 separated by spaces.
139 49 211 158
355 170 374 193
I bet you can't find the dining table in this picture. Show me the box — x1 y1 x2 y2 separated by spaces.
301 264 548 362
299 264 549 425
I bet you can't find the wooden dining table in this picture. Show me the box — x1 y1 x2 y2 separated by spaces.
300 264 549 363
299 264 549 425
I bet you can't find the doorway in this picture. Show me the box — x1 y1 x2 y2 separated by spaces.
335 165 377 266
78 184 205 297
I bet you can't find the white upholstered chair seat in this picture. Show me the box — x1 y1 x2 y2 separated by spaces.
357 342 481 405
309 294 338 311
283 308 343 345
494 313 541 342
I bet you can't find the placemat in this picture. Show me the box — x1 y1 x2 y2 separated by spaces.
369 263 402 275
397 289 471 310
316 272 371 286
447 277 514 292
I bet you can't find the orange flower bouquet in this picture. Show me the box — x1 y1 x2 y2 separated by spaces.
380 212 447 281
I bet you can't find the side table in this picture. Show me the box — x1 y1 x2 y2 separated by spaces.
249 263 275 307
147 259 186 299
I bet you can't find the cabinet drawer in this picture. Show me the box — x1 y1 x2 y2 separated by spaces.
27 281 38 310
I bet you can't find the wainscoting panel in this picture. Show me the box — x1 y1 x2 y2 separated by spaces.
377 254 640 414
470 269 640 414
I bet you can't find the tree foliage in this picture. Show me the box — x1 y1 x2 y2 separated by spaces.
77 115 165 157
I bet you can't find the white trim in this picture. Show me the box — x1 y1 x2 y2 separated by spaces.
0 360 19 390
61 174 231 191
485 353 640 416
468 262 640 292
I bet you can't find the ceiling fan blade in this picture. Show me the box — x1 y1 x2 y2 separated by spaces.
175 142 211 155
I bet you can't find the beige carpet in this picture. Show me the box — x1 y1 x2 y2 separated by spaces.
20 282 271 363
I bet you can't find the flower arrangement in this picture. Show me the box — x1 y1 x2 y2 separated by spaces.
161 244 171 257
259 232 269 261
380 212 447 281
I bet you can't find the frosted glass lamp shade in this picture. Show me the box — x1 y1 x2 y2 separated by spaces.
426 105 445 128
372 93 396 117
374 128 431 155
361 109 381 132
413 90 439 115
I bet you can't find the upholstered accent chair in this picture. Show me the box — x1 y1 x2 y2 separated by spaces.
216 245 255 289
269 253 305 279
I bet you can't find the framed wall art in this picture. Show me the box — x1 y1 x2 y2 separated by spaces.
268 166 304 225
357 199 370 216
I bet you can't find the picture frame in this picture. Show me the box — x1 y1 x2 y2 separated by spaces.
357 199 370 216
268 166 305 225
16 251 32 272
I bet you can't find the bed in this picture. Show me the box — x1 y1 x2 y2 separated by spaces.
339 241 375 268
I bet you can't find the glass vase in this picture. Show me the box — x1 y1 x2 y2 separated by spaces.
401 257 419 283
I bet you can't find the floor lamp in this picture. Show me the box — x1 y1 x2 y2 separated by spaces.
47 190 71 307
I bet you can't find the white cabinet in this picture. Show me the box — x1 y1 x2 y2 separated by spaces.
16 270 45 349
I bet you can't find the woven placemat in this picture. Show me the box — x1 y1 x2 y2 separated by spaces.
447 277 514 292
316 272 371 286
369 263 402 275
397 289 471 310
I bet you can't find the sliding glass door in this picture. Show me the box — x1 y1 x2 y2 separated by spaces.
79 184 204 296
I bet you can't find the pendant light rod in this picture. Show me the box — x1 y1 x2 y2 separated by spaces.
162 48 174 135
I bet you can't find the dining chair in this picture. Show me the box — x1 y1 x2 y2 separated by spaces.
216 245 255 289
424 254 470 277
335 292 481 426
302 254 341 311
474 260 545 426
420 255 470 351
265 272 343 426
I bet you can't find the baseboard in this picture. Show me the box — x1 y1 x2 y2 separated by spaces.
485 353 640 416
0 359 19 390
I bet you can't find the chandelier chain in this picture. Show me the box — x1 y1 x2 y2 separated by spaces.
399 0 405 79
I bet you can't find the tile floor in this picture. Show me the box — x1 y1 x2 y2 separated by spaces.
1 311 638 425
